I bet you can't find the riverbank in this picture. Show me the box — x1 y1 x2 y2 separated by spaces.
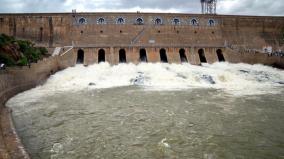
0 53 74 159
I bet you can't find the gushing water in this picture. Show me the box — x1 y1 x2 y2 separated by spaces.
6 63 284 159
21 62 284 96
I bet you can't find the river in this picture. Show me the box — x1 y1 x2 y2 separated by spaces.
6 62 284 159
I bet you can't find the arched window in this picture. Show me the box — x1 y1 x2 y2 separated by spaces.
116 17 125 24
97 17 106 24
160 48 168 63
136 17 144 25
216 49 225 62
154 18 162 25
179 48 188 63
98 49 105 63
198 49 207 63
77 49 84 64
208 19 215 26
78 17 87 24
172 18 180 25
190 18 198 26
139 49 147 62
119 49 127 63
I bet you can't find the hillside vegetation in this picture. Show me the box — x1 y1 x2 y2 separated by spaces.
0 34 48 67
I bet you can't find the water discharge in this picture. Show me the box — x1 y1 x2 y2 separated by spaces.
14 62 284 96
6 62 284 159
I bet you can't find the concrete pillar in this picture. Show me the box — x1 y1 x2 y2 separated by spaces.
168 48 181 64
94 48 99 63
105 48 111 64
110 47 115 65
147 48 160 63
127 47 140 64
188 47 201 65
112 47 118 65
184 48 191 64
204 48 218 64
84 48 96 66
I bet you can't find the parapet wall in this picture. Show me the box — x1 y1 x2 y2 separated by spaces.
0 13 283 50
0 55 75 159
0 12 283 67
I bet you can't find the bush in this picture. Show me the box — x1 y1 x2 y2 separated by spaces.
39 47 48 55
17 40 46 62
0 53 16 66
17 40 32 53
0 34 49 67
17 56 28 66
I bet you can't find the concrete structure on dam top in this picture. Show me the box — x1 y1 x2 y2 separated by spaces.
0 11 284 159
0 12 284 67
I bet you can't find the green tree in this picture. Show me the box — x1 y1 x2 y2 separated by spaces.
0 34 49 67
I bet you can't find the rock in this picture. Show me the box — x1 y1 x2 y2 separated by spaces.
177 73 187 79
88 82 96 86
201 75 215 84
239 70 250 73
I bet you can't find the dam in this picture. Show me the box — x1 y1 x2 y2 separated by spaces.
0 11 284 159
0 12 284 66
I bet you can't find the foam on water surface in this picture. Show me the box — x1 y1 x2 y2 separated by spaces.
10 62 284 101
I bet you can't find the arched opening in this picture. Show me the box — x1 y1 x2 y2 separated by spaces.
160 48 168 63
155 18 162 25
117 17 125 24
198 49 207 63
216 49 225 62
179 49 188 63
119 49 127 63
97 17 105 24
191 19 198 26
77 49 84 64
136 18 144 25
172 18 180 25
208 19 215 26
139 49 148 62
98 49 105 63
79 17 87 24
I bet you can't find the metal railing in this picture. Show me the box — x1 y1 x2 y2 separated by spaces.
60 46 74 56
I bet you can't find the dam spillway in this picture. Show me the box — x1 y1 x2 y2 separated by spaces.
6 62 284 159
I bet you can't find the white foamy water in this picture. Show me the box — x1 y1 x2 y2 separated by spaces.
13 62 284 98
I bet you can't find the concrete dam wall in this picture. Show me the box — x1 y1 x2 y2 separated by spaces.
0 12 284 66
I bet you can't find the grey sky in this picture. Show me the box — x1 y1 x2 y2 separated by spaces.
0 0 283 16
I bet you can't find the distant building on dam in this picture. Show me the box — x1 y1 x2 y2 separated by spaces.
0 12 284 67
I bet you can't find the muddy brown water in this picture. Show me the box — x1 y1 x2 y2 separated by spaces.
7 86 284 159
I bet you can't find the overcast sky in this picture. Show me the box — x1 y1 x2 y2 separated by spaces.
0 0 283 16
